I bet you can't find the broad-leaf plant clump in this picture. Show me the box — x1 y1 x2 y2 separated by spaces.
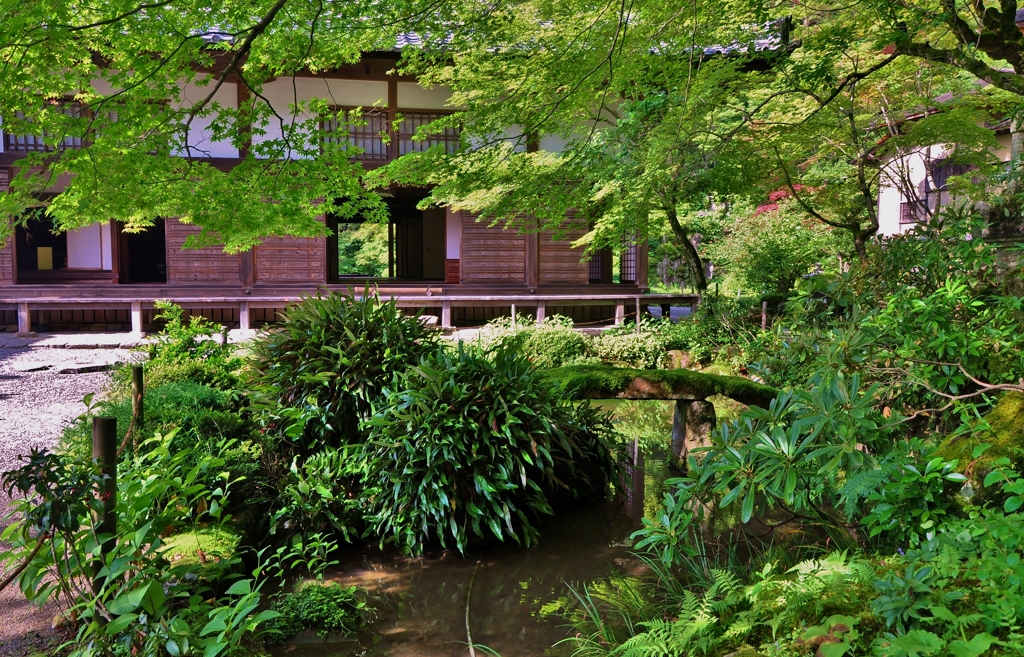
364 344 619 554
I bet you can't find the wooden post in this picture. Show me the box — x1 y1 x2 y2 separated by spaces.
130 301 143 335
510 303 517 331
441 300 452 328
16 303 30 334
761 300 768 330
131 366 144 429
239 300 251 331
535 300 546 323
92 417 117 603
635 298 641 334
614 300 625 325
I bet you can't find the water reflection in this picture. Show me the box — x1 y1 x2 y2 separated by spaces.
272 401 676 657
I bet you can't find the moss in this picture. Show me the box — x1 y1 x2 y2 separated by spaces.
543 364 779 408
160 526 240 577
938 391 1024 480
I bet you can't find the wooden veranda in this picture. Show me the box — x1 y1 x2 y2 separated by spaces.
0 283 700 334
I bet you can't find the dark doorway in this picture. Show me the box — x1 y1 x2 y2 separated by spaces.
326 195 445 282
122 218 167 283
15 210 67 276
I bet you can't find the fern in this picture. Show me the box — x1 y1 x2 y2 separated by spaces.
605 570 744 657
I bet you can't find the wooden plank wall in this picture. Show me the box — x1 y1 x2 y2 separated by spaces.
0 237 12 285
166 219 241 283
254 235 327 284
539 218 589 284
460 212 526 283
0 172 10 285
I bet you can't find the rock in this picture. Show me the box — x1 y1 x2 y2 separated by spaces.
57 363 114 374
419 315 439 326
14 331 37 339
667 350 692 370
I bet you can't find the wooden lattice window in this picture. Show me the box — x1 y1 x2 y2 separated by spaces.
321 107 389 161
4 101 86 152
900 200 927 224
620 238 637 284
589 252 604 282
397 110 460 155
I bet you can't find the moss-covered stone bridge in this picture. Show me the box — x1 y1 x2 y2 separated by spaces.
543 365 779 461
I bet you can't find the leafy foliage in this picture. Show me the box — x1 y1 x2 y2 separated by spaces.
265 582 368 642
0 434 279 657
363 344 620 554
127 300 246 392
250 290 439 452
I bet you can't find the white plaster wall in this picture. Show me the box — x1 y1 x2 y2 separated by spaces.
172 79 238 158
253 78 388 155
446 208 461 259
539 134 569 153
877 147 945 236
397 82 453 110
67 222 112 270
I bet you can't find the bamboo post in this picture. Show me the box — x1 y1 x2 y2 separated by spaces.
131 365 144 429
92 417 117 605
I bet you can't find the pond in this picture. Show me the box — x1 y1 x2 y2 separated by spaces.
272 400 676 657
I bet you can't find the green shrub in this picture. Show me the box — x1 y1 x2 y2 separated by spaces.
362 344 621 554
0 433 280 656
265 582 368 642
591 329 668 369
114 300 246 393
267 446 364 542
480 315 592 369
250 290 439 452
61 381 257 483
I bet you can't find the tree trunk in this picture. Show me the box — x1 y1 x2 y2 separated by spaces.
664 205 708 291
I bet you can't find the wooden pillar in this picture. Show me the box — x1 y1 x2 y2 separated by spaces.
130 301 143 335
535 300 546 323
635 298 641 332
239 300 251 330
131 366 144 429
91 416 117 601
510 303 517 329
387 79 399 161
525 220 539 289
16 303 30 334
388 222 395 278
614 300 625 325
237 83 252 158
441 300 452 328
637 235 649 290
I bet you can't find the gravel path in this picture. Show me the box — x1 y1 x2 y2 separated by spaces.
0 339 134 657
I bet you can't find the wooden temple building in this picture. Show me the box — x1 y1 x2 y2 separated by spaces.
0 51 696 333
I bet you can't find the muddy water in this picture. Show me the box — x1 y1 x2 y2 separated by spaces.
279 401 675 657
